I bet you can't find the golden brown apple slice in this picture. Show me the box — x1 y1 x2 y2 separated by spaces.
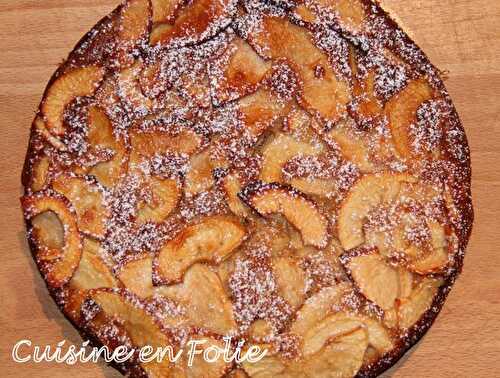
42 66 105 136
33 116 67 151
248 16 350 122
70 238 118 290
117 61 154 113
398 278 442 329
137 177 180 224
28 153 51 192
344 252 399 310
156 215 246 284
238 89 288 137
22 193 82 287
385 78 435 158
157 264 238 334
220 172 251 218
240 182 328 248
211 37 272 104
184 150 215 196
150 0 235 46
289 177 337 198
52 173 109 238
87 106 129 188
272 256 306 310
90 289 172 377
151 0 183 23
117 255 154 298
260 134 322 183
408 221 450 274
338 173 415 250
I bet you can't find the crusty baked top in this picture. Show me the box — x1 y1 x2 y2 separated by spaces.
21 0 473 377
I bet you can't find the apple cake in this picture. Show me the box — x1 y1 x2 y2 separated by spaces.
21 0 473 376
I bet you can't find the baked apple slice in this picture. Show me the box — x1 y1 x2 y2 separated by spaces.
184 150 216 196
151 0 183 24
343 252 399 310
52 173 109 239
338 173 415 250
150 0 236 46
117 255 154 298
385 78 435 158
137 177 180 224
272 256 306 310
157 264 238 334
42 66 105 136
211 37 272 104
240 182 328 248
33 116 66 151
21 193 82 287
220 172 251 218
155 215 246 284
260 133 322 183
89 289 172 377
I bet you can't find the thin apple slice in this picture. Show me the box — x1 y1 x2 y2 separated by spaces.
42 66 105 136
117 255 154 298
52 173 109 238
398 278 442 329
260 133 322 183
240 182 328 248
385 78 435 158
90 289 172 377
137 177 180 224
220 172 251 218
22 193 82 287
33 116 67 151
409 221 450 274
117 61 155 114
344 252 399 310
157 264 238 334
70 238 118 290
156 215 246 284
337 173 415 250
184 150 215 196
150 0 236 46
29 154 51 192
211 37 272 104
289 177 337 198
272 256 306 310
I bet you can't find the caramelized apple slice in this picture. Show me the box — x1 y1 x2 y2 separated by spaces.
221 172 251 218
33 116 66 150
272 256 306 310
385 78 435 158
137 177 180 224
408 221 449 274
90 289 172 377
157 264 237 334
240 182 328 248
184 150 215 196
338 173 415 250
21 193 82 287
52 173 108 238
289 178 337 198
117 61 154 113
248 16 350 122
260 134 322 183
42 66 105 136
151 0 183 23
238 89 288 137
344 252 399 310
398 278 442 329
156 215 246 284
28 153 51 192
211 37 272 104
70 238 117 290
87 107 128 188
150 0 236 46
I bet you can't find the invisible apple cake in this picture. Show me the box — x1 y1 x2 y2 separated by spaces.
21 0 473 376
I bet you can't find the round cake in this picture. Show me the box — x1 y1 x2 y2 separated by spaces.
21 0 473 376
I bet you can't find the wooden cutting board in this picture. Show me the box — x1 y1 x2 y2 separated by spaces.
0 1 498 377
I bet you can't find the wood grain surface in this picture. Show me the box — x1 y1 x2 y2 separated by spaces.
0 1 498 377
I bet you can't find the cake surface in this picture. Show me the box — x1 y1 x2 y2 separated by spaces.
21 0 473 377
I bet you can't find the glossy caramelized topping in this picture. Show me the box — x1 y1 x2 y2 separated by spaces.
21 0 472 377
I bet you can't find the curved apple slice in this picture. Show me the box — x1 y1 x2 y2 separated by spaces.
70 238 118 290
240 182 328 248
157 264 238 334
343 252 399 310
52 173 109 238
338 173 415 250
117 61 155 113
220 172 251 218
211 37 272 104
398 278 442 329
137 177 180 224
155 216 246 284
184 150 215 196
21 193 82 287
150 0 236 46
151 0 183 23
89 289 172 377
33 116 67 151
260 134 322 183
42 66 105 136
385 78 435 158
272 256 306 310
